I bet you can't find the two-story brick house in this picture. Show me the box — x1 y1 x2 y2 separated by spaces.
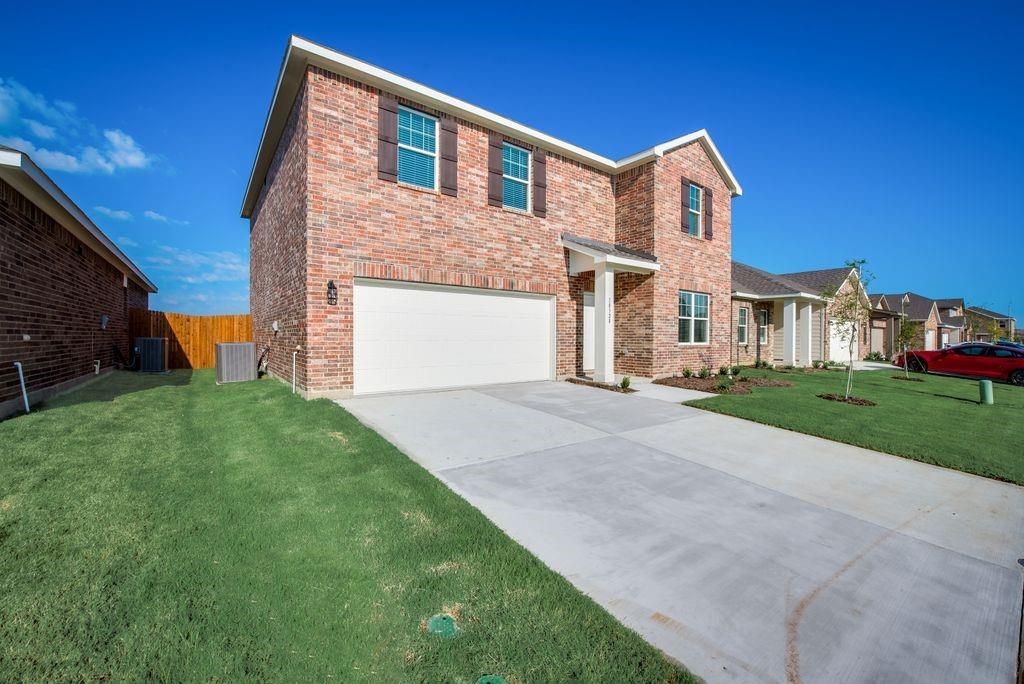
243 37 742 397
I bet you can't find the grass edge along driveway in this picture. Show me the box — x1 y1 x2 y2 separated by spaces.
686 368 1024 486
0 370 694 683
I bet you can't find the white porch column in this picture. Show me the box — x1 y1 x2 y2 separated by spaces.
799 302 813 366
594 260 615 383
782 298 797 365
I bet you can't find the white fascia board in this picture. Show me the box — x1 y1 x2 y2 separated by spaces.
732 290 824 302
0 150 157 292
240 36 742 216
562 240 658 273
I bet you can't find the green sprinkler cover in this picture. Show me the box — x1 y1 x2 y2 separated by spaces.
426 613 458 638
476 677 507 684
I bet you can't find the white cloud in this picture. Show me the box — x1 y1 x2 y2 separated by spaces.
94 206 133 220
117 236 139 247
145 245 248 284
0 78 154 174
24 119 56 139
144 209 189 225
103 129 151 169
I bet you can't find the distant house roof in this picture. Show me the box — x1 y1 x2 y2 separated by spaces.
968 306 1012 320
240 35 743 218
731 261 825 299
934 297 964 310
868 293 889 309
881 293 936 321
777 266 855 295
0 145 156 292
941 314 966 329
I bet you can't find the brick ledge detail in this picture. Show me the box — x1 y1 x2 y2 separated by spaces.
352 261 560 295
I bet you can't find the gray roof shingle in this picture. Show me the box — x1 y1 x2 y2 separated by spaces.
561 233 657 263
777 267 855 295
732 261 814 297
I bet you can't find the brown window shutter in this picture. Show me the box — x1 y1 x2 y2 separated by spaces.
532 148 547 217
377 95 398 182
680 176 691 231
439 118 458 196
704 187 714 239
487 132 503 206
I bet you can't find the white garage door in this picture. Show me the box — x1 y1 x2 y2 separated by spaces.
829 320 858 363
353 279 554 395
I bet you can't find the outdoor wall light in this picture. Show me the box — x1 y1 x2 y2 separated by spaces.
327 280 338 305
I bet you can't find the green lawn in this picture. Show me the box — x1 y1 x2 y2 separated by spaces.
687 368 1024 485
0 371 691 683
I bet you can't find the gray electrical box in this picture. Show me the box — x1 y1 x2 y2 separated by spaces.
215 342 256 384
136 337 168 372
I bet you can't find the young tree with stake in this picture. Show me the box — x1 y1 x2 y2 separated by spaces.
821 260 873 399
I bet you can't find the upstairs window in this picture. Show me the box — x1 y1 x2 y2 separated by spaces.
397 107 437 189
502 143 530 211
678 291 710 344
687 184 702 237
737 307 748 344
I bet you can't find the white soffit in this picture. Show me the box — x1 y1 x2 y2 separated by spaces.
241 36 743 217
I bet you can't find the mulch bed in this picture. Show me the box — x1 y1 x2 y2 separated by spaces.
654 375 793 395
891 375 924 382
566 377 636 393
817 393 877 406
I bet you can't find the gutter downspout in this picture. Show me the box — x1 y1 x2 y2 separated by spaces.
13 361 30 414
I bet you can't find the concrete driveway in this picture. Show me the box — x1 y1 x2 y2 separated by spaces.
339 381 1024 683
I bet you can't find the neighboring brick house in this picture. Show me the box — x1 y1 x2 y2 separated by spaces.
934 297 969 346
866 294 903 359
967 306 1016 342
243 37 742 397
875 292 941 350
0 145 155 418
731 262 871 366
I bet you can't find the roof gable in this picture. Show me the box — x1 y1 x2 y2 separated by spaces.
240 35 742 217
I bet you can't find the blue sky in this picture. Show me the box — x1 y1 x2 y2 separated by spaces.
2 1 1021 317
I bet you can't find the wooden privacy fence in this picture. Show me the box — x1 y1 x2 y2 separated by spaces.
129 309 253 369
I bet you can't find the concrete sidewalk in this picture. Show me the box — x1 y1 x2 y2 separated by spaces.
340 381 1024 683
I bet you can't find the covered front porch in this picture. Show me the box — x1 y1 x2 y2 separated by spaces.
734 294 828 367
562 233 660 383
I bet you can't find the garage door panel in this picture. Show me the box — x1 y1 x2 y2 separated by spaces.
354 280 553 394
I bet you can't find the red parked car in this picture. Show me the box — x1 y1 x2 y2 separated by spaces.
893 343 1024 385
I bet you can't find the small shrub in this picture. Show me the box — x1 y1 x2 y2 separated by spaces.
812 360 823 369
682 368 693 378
620 376 631 390
865 351 886 362
719 365 731 377
716 376 734 391
731 365 742 376
698 367 711 379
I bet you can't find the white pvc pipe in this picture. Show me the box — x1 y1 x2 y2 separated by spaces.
94 360 101 375
13 361 30 414
292 351 297 394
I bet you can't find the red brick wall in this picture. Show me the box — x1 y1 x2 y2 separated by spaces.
301 67 617 393
250 80 309 387
0 177 148 410
650 143 733 376
249 65 737 394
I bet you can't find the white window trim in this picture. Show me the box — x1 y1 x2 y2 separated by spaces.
758 309 768 344
687 183 703 237
738 307 748 345
397 105 439 190
678 290 710 345
502 141 531 211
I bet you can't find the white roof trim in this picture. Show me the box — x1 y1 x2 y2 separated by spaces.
0 148 157 292
731 290 825 302
563 240 660 274
241 36 742 217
